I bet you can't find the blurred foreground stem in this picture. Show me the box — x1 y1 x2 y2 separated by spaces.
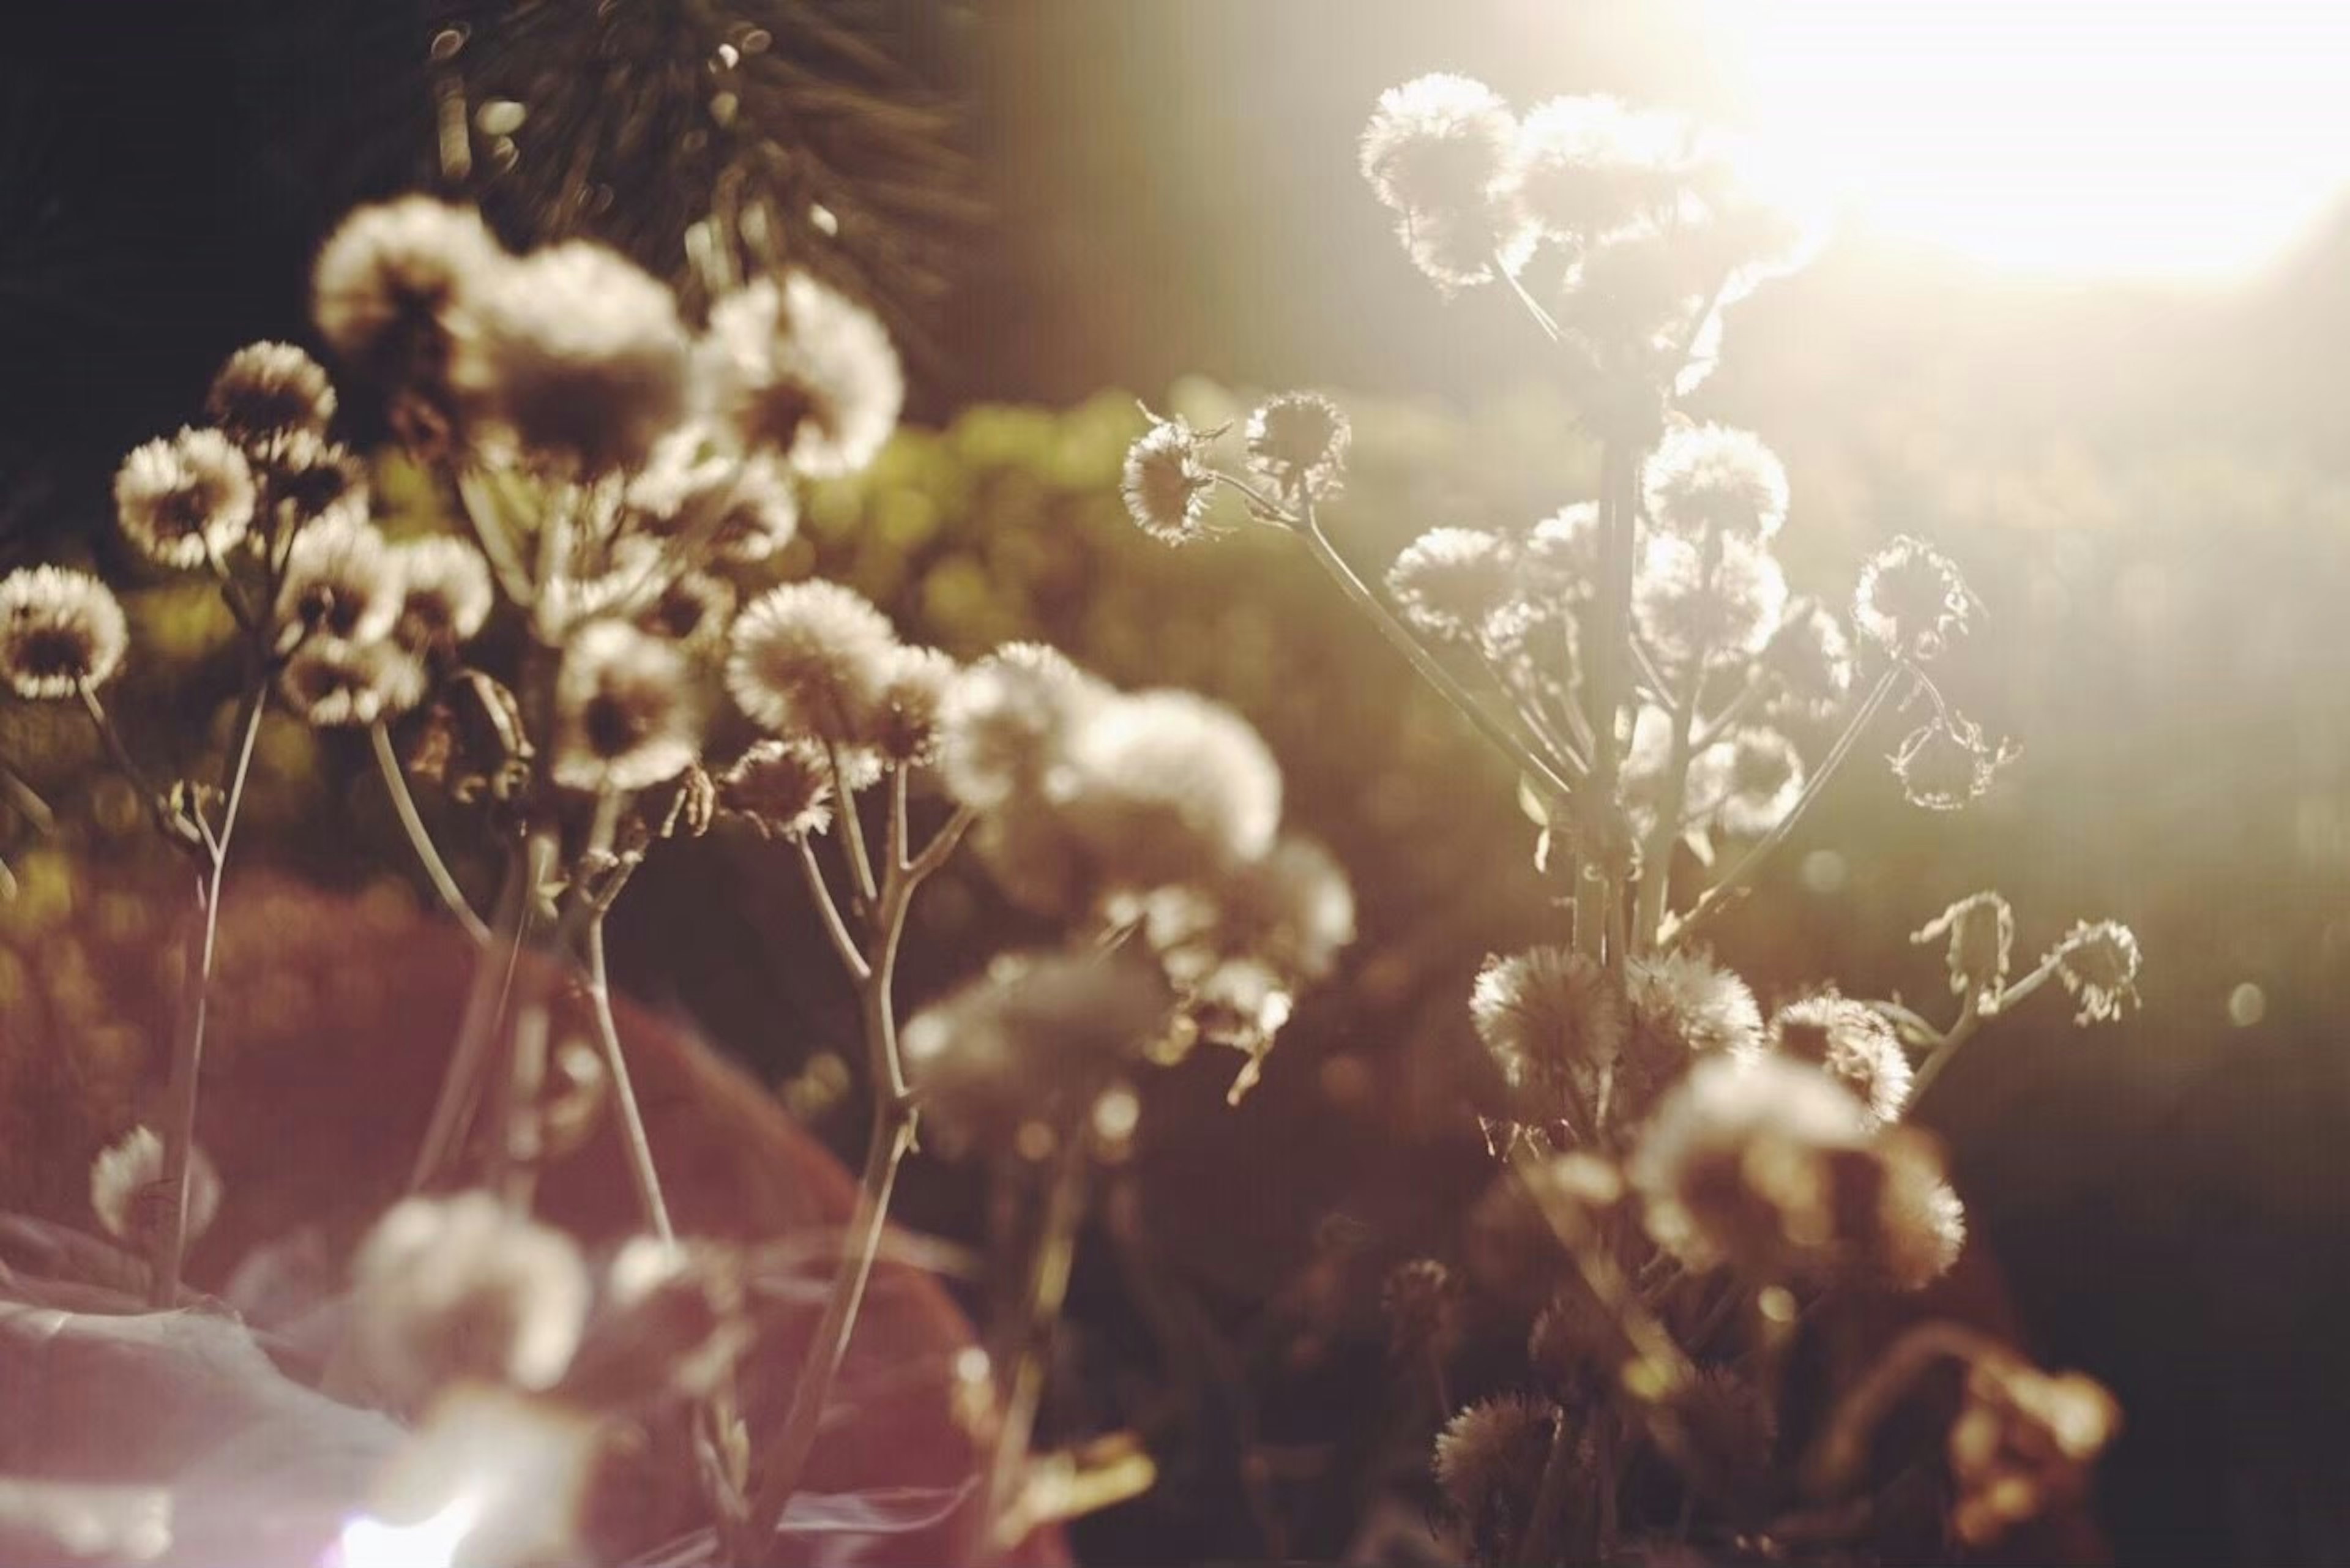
983 1128 1091 1560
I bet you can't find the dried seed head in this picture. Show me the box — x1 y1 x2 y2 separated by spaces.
206 341 338 444
392 536 495 651
455 241 690 473
1360 75 1529 293
1758 993 1914 1127
1715 727 1806 837
2052 919 2142 1025
725 580 901 742
1618 949 1764 1120
1121 417 1218 545
553 620 703 793
1855 534 1974 662
1509 95 1690 243
1642 422 1789 543
115 428 256 569
1912 890 2016 1012
1890 709 2017 811
1470 946 1625 1130
938 642 1112 812
1245 392 1351 502
864 644 960 765
0 566 129 699
279 636 428 727
1057 688 1285 891
313 196 508 390
718 738 836 840
1433 1395 1568 1566
704 272 903 478
1762 601 1855 715
1389 527 1524 649
1632 532 1787 667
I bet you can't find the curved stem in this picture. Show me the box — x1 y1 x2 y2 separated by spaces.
147 679 269 1307
583 917 673 1242
1799 1321 2014 1498
984 1132 1092 1559
1291 499 1582 803
370 720 490 944
828 744 881 909
410 842 529 1192
1668 664 1912 951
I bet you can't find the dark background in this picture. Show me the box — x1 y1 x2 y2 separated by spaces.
4 4 2348 1564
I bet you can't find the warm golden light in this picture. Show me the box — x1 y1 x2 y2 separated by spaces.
1708 1 2350 279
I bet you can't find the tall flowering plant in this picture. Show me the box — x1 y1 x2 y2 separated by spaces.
0 195 1356 1563
1117 73 2142 1564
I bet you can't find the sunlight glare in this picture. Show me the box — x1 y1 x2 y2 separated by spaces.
1706 1 2350 279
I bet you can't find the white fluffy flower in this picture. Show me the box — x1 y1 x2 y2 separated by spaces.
1509 95 1689 243
1056 689 1284 891
278 636 428 727
1470 946 1624 1126
1387 527 1523 648
725 580 901 741
553 619 703 793
1756 993 1914 1127
206 341 338 443
1121 418 1217 545
1632 532 1786 666
114 428 256 569
1714 728 1806 837
90 1126 221 1250
704 272 903 478
0 566 128 698
1360 75 1529 289
455 241 690 472
1762 602 1855 715
1642 424 1789 543
349 1191 592 1405
1854 535 1974 662
627 431 800 563
938 643 1113 812
1245 392 1351 502
276 509 403 646
312 196 509 386
393 536 495 649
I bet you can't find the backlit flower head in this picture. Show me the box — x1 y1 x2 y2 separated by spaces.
278 636 428 727
1471 946 1625 1129
115 428 256 569
1762 601 1854 715
1890 709 2017 811
718 737 835 841
865 644 960 766
1912 890 2016 1013
245 428 367 531
1059 688 1285 890
455 241 690 473
1121 417 1218 545
206 341 338 444
2052 919 2141 1024
1630 1053 1870 1275
1139 834 1357 988
90 1126 221 1252
1433 1395 1565 1564
1245 392 1351 502
938 642 1113 811
1388 526 1523 648
703 272 904 477
725 580 900 741
1642 422 1789 543
1509 95 1689 244
313 196 508 389
0 566 128 698
1632 532 1787 666
902 948 1171 1150
1854 534 1975 661
1360 75 1528 291
1715 726 1805 837
1553 224 1718 392
636 570 737 654
1620 950 1764 1116
276 509 402 647
1759 993 1914 1127
1521 501 1601 604
1361 74 1515 215
1948 1360 2121 1548
553 619 703 793
392 536 494 651
349 1190 592 1406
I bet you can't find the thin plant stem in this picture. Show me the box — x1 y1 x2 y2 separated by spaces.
1516 1408 1582 1567
1668 663 1913 951
583 917 673 1242
147 678 269 1307
1634 652 1709 952
411 842 529 1190
370 720 490 944
1574 442 1635 965
740 788 966 1561
1288 495 1583 802
0 759 55 835
829 744 881 908
983 1131 1092 1559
